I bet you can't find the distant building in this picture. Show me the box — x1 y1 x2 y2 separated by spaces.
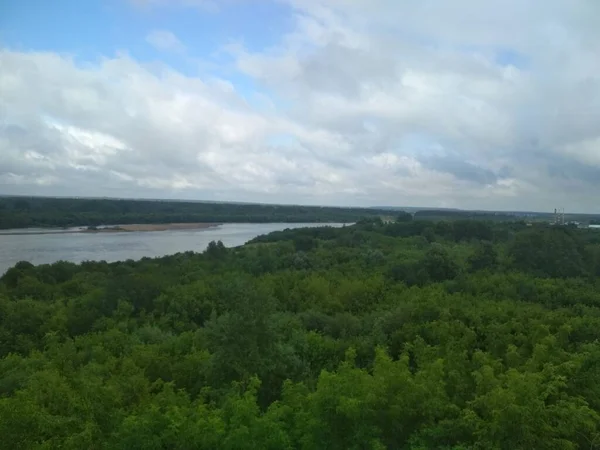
589 224 600 230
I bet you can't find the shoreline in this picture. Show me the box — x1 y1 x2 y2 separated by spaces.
83 223 221 233
0 223 221 236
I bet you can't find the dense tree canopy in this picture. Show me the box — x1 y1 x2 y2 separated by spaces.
2 219 600 448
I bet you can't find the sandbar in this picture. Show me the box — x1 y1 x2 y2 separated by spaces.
83 223 220 233
0 223 220 235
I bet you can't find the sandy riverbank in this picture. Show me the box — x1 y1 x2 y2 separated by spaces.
0 223 221 236
82 223 221 233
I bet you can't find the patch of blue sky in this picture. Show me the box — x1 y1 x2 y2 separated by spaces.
493 48 529 69
1 0 120 59
267 133 297 147
2 0 294 75
2 0 297 112
451 43 530 69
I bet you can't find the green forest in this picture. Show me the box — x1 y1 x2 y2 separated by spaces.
0 197 398 229
2 219 600 449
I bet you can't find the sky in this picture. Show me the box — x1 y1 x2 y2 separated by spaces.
1 0 600 212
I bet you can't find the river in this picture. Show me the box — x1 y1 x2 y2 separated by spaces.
0 223 347 275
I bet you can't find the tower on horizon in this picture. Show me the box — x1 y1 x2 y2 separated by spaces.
553 208 565 225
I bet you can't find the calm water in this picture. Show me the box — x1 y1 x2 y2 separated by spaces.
0 223 347 274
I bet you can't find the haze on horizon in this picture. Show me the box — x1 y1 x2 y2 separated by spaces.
1 0 599 212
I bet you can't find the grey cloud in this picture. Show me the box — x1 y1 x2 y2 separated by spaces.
420 154 499 186
544 154 600 188
231 0 600 210
295 43 399 98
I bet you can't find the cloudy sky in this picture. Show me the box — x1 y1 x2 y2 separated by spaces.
1 0 599 211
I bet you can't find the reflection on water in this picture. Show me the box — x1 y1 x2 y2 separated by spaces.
0 223 347 274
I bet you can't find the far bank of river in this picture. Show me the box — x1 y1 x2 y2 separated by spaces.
0 222 348 274
0 222 219 236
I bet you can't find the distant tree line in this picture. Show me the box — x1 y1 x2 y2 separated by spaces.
413 209 519 221
0 197 408 229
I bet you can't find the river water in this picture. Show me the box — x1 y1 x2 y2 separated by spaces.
0 223 347 275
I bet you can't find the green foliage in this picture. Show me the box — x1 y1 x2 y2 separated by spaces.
1 219 600 448
468 242 498 272
509 227 586 278
418 243 460 283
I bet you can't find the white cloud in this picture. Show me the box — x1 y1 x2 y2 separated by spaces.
1 0 600 211
146 30 186 53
